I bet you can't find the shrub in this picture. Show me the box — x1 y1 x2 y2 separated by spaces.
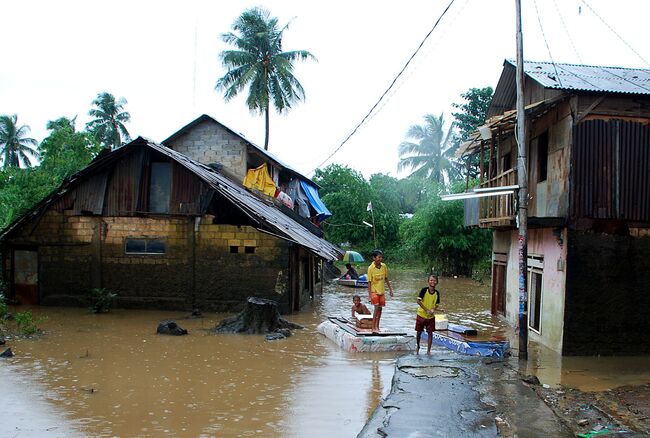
14 311 43 336
89 288 117 313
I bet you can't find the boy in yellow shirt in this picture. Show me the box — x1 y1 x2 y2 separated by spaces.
367 249 394 333
416 274 442 355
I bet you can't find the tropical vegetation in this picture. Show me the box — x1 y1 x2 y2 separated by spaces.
0 114 39 168
397 113 455 183
86 92 131 150
216 7 315 150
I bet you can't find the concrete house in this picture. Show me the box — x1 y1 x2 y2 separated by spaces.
1 116 341 313
458 60 650 355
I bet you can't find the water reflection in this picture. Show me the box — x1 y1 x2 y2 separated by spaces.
3 270 649 437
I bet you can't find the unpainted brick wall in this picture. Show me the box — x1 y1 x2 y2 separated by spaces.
5 209 294 311
563 230 650 355
194 222 291 312
168 122 247 180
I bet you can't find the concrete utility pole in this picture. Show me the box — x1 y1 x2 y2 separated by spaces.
515 0 529 360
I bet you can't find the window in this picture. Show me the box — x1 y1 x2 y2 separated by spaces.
527 255 543 333
149 162 171 213
537 132 548 182
125 238 166 254
244 246 256 254
230 246 239 253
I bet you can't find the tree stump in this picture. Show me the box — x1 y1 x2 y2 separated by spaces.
212 297 303 335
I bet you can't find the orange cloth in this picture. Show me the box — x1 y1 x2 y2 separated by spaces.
243 163 276 197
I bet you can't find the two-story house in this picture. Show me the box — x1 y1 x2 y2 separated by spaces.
458 60 650 355
1 115 341 313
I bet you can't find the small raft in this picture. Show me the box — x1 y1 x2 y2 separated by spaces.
317 317 415 353
420 329 509 358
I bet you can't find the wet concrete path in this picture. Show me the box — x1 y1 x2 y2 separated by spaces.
359 352 573 438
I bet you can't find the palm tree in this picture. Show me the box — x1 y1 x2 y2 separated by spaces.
216 7 315 150
0 114 39 168
86 92 131 150
397 114 455 184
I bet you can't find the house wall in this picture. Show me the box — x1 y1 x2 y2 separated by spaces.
528 102 573 218
4 209 296 312
166 120 247 181
563 231 650 355
194 221 292 312
494 228 567 353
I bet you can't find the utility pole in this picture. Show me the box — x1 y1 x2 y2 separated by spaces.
515 0 529 360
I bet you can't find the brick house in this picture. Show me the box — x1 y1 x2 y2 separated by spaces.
458 60 650 355
1 117 341 313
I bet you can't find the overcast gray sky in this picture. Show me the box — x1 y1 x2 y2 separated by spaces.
2 0 649 178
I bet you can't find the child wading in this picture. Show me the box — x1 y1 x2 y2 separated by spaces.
415 274 442 355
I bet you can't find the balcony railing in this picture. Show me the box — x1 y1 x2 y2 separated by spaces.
478 168 517 227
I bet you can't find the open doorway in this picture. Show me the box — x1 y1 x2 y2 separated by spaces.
13 248 39 305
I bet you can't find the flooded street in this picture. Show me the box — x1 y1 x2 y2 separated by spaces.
3 269 650 437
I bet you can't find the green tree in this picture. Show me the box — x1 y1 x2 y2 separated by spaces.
451 86 493 180
216 7 315 150
0 117 101 229
313 164 373 249
40 117 101 179
399 182 491 275
0 115 39 168
397 114 455 183
86 92 131 150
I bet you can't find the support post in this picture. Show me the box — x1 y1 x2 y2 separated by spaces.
515 0 529 360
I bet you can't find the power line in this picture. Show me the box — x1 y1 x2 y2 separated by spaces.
551 0 582 63
580 0 650 67
533 0 563 87
309 0 457 175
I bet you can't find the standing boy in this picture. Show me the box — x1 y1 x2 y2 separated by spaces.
367 249 394 333
416 274 442 355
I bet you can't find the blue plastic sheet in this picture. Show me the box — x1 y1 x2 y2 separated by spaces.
300 181 332 221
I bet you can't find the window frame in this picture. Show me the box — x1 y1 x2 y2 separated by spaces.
124 237 167 255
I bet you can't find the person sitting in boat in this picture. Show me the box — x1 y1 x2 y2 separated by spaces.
351 294 371 318
344 263 359 280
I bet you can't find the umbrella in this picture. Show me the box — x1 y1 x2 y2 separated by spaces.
342 250 364 262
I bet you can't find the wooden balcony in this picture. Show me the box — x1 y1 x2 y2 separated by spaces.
478 168 517 228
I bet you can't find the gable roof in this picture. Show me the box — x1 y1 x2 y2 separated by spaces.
489 60 650 118
162 114 319 187
0 137 342 261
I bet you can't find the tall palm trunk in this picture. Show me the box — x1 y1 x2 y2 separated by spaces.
264 107 270 150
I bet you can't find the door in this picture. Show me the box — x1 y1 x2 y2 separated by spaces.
13 249 39 304
492 262 506 315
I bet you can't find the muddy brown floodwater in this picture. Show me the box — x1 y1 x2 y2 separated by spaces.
3 270 650 437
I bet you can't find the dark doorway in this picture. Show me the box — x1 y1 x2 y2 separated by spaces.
13 249 39 305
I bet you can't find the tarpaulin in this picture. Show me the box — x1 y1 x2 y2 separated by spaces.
300 181 332 221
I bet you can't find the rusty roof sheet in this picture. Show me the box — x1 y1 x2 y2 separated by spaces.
0 138 343 261
509 59 650 94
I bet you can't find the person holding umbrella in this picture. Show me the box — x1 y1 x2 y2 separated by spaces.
367 249 394 333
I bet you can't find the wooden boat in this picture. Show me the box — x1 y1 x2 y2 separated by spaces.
335 277 368 288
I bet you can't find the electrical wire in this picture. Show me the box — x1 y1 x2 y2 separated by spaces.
308 0 457 174
533 0 563 87
551 0 582 63
580 0 650 67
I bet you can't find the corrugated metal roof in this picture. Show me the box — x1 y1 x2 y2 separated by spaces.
0 138 343 261
508 59 650 94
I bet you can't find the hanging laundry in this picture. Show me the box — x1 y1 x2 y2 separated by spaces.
242 163 277 197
